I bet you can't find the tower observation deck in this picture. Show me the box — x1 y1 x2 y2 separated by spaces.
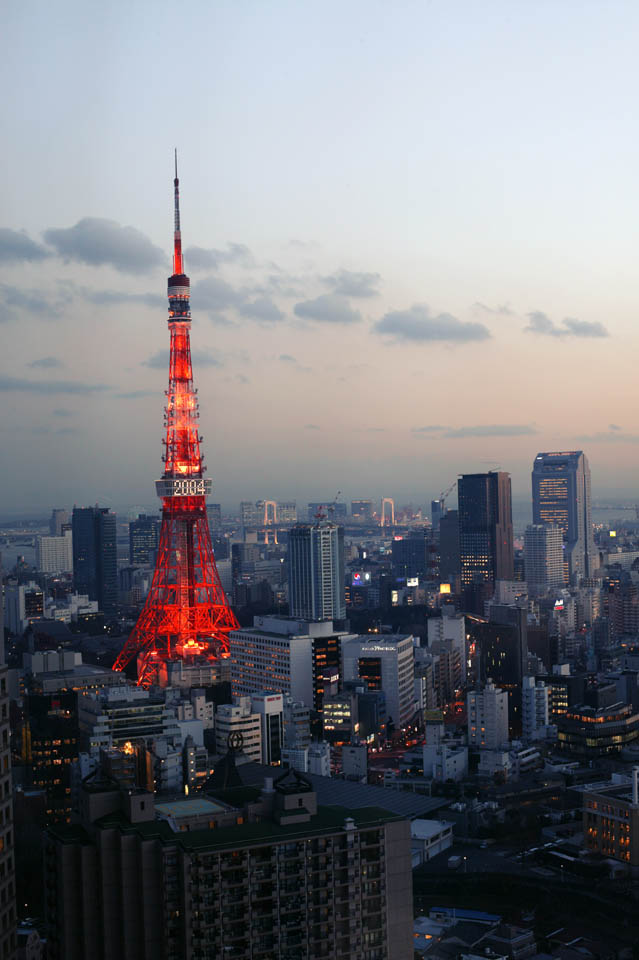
113 156 238 686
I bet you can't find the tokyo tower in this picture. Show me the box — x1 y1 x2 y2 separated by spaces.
114 155 238 686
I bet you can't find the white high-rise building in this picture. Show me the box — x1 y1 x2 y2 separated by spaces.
288 519 345 621
427 608 467 681
230 615 357 709
36 529 73 573
308 741 331 777
522 676 549 741
341 634 416 728
4 581 44 634
467 680 509 750
250 692 284 765
215 698 262 763
283 697 311 750
524 524 564 595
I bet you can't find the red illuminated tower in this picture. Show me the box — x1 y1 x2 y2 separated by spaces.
114 156 238 686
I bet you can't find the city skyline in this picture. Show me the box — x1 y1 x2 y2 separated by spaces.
3 2 639 512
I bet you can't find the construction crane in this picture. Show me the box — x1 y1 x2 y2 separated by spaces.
439 480 456 511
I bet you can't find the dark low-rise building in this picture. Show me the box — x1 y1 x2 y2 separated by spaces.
557 702 639 757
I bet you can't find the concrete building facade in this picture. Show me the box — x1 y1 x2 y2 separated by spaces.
467 681 509 751
45 770 414 960
341 635 416 729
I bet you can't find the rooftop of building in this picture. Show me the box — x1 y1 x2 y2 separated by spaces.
411 819 454 840
155 797 227 819
48 801 403 852
236 761 450 819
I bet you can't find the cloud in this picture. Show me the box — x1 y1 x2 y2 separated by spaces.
184 243 254 270
239 296 285 324
609 423 621 431
193 275 245 312
81 288 165 309
443 424 537 438
43 218 165 273
142 350 169 370
412 425 445 433
562 317 609 338
0 375 108 394
142 348 222 370
0 228 49 263
28 356 62 369
115 389 157 399
575 430 639 444
294 293 361 325
277 353 310 373
235 374 250 384
472 302 514 316
524 311 609 338
322 269 381 298
304 423 321 430
374 304 490 343
0 283 71 322
192 350 223 368
52 408 72 417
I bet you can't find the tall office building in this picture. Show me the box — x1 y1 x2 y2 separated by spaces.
4 581 44 634
458 471 514 587
522 676 549 741
288 519 345 621
532 451 597 583
230 616 358 711
431 499 445 535
214 698 263 763
206 502 222 531
36 529 73 573
467 680 509 750
341 634 416 728
72 507 118 616
391 532 428 580
438 509 460 583
128 513 160 566
524 523 564 594
49 508 69 536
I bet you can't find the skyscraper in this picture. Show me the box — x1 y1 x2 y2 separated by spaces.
524 523 564 594
458 471 514 587
532 451 597 583
288 519 345 621
391 531 428 580
36 529 73 573
72 507 118 616
431 499 444 535
128 513 160 566
438 508 460 583
49 508 69 536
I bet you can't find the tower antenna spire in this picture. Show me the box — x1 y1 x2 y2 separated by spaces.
113 156 238 686
173 148 183 275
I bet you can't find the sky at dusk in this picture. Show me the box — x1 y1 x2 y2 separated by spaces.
2 1 639 516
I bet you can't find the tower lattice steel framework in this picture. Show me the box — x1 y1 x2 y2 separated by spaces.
114 156 238 686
